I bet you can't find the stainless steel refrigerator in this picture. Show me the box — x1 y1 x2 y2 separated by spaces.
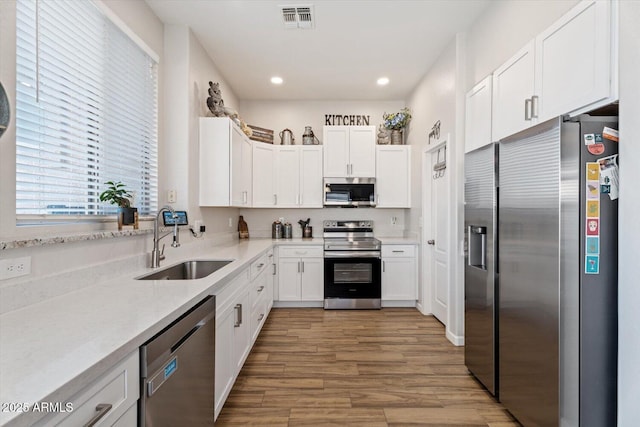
498 114 618 426
464 142 498 397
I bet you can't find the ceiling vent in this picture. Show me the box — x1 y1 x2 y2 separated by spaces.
280 5 314 29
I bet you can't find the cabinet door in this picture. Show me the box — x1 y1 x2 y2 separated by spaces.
252 142 276 207
492 40 535 142
323 126 350 177
233 291 251 374
301 257 324 301
348 126 376 177
465 76 493 153
382 257 417 300
276 146 300 207
241 137 253 206
278 258 302 300
535 0 611 121
299 146 323 207
215 307 234 417
376 146 411 208
230 126 245 206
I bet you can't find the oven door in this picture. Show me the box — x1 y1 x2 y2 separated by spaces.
324 254 381 308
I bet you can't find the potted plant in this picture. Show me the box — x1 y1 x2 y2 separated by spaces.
99 180 138 230
383 107 412 144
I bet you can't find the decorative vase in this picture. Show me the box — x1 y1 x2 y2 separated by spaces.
390 129 403 145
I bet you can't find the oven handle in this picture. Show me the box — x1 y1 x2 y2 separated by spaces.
324 251 381 259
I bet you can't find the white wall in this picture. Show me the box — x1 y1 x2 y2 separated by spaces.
617 1 640 423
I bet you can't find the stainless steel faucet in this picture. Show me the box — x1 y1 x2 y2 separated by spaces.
151 205 180 268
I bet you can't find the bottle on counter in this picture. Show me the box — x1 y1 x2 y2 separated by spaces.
238 215 249 239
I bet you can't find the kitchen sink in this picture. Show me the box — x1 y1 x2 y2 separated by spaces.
136 260 233 280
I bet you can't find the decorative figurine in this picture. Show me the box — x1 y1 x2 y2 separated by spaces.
206 81 226 117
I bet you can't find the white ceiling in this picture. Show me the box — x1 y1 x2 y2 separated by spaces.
145 0 491 101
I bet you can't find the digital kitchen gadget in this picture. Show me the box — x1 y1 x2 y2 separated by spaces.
163 210 188 226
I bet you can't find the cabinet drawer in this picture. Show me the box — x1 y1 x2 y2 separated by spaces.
250 271 268 309
250 253 269 281
35 350 139 427
278 246 323 258
216 268 250 314
382 245 416 258
250 294 268 343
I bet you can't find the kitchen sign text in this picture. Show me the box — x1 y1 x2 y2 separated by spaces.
325 114 370 126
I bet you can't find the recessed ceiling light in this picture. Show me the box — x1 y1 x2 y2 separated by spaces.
271 76 284 85
377 77 389 86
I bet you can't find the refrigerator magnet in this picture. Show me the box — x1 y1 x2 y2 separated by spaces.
587 143 605 155
586 162 600 181
586 236 600 255
586 181 599 199
584 133 595 145
603 127 619 142
586 218 600 236
586 200 600 218
595 134 604 143
585 255 600 274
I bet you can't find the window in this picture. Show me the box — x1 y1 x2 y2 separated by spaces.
15 0 158 219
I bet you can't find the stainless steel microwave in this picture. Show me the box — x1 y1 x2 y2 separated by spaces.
323 178 376 207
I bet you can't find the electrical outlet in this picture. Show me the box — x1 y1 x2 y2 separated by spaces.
167 189 177 203
0 256 32 280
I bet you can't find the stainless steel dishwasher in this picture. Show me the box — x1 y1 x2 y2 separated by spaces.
139 295 215 426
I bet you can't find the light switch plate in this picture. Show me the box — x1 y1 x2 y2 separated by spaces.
167 189 177 203
0 256 32 280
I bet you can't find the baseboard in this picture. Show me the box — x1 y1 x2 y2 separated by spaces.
415 302 431 316
381 300 417 308
446 329 464 346
272 301 324 308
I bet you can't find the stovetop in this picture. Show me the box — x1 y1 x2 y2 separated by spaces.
323 220 380 251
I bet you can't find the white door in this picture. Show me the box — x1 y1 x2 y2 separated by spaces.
423 142 449 324
233 291 251 373
348 126 376 177
215 307 234 417
276 146 300 207
465 76 492 154
535 0 611 121
323 126 349 177
300 257 324 300
278 258 302 300
376 145 410 207
299 146 323 207
382 257 416 300
252 143 276 207
230 126 245 206
492 40 535 141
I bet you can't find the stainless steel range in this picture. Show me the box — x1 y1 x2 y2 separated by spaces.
323 220 381 309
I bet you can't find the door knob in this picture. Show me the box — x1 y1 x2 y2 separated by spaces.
427 240 435 245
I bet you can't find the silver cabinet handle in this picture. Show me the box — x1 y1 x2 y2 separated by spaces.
272 263 276 275
258 313 265 321
392 250 404 253
427 240 435 245
234 303 242 327
531 95 539 118
301 261 305 273
84 403 112 427
258 285 264 292
299 194 303 205
382 260 385 272
346 164 349 175
524 98 532 121
257 263 265 268
274 194 277 205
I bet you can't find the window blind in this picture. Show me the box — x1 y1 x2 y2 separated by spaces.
15 0 158 218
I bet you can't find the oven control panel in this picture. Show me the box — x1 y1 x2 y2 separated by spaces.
323 220 372 229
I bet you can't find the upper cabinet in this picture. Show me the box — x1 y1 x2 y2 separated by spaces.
323 126 376 178
465 75 493 153
492 0 616 141
252 145 323 208
376 145 411 208
200 117 252 207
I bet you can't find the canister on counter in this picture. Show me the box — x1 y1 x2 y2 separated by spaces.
283 222 292 239
272 220 283 239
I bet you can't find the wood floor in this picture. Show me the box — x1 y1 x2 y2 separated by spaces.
217 308 518 426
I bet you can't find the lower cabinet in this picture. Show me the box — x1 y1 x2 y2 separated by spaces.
215 250 274 420
381 245 418 302
34 350 139 427
215 269 251 419
277 246 324 302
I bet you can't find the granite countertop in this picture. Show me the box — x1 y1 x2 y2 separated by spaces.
0 238 279 427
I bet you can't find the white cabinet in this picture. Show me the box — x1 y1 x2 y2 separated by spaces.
277 246 324 301
249 253 273 343
200 117 252 207
34 350 139 427
465 76 493 153
252 142 276 207
323 126 376 177
253 145 323 208
376 145 411 208
492 0 615 141
215 269 250 419
381 245 417 301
